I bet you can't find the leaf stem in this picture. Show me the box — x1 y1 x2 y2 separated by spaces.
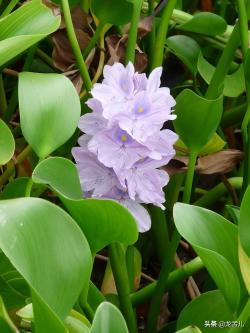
194 177 242 208
109 243 138 333
83 22 105 59
130 256 204 306
146 229 181 333
205 22 240 99
125 0 143 64
61 0 92 91
182 150 197 204
151 0 177 69
0 74 7 116
0 0 19 17
0 145 31 186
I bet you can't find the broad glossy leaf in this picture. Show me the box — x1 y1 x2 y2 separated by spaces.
177 290 234 332
173 203 242 311
174 89 223 153
91 0 133 25
198 55 245 97
239 241 250 294
226 205 240 225
60 197 138 254
178 12 227 36
0 119 15 165
32 157 138 253
0 198 92 333
239 186 250 257
166 35 201 75
0 1 60 67
90 302 129 333
32 157 82 200
0 296 19 333
19 73 81 158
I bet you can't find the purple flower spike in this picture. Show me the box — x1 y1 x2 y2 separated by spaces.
72 62 178 232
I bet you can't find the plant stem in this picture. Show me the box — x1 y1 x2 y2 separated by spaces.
151 0 177 68
25 178 34 197
182 150 197 204
83 22 105 59
125 0 143 64
221 103 246 128
109 243 138 333
146 229 181 333
237 0 250 193
61 0 92 91
0 145 31 186
4 45 37 123
149 205 169 264
0 74 7 115
237 0 249 57
0 0 19 17
229 298 250 333
194 177 242 208
205 23 240 99
131 256 203 306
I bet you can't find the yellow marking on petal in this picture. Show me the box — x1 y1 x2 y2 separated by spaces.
121 134 127 142
138 106 144 113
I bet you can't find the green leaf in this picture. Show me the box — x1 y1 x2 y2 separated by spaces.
32 157 138 254
0 119 15 165
176 326 201 333
174 89 223 153
32 157 83 200
91 0 133 25
60 198 138 254
17 304 91 333
176 133 225 156
239 241 250 295
0 178 44 200
0 296 19 333
166 35 201 76
0 198 92 333
18 72 81 158
177 12 227 36
173 203 242 311
239 185 250 258
90 302 129 333
177 290 234 333
0 1 60 67
198 54 245 97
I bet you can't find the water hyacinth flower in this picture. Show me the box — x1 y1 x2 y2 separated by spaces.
72 62 178 232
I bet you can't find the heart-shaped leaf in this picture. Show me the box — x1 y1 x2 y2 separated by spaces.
91 0 133 25
173 203 242 311
0 119 15 165
174 89 223 153
90 302 129 333
177 290 234 332
18 72 81 158
32 157 138 254
0 1 60 67
198 54 245 97
166 35 201 76
177 12 227 36
0 198 92 333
